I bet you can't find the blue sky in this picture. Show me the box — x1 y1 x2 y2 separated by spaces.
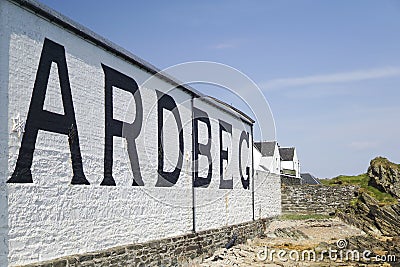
37 0 400 178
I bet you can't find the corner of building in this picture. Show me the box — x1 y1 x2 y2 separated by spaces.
0 1 10 265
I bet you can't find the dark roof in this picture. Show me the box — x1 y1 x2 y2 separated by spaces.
279 147 295 161
9 0 254 125
254 141 277 157
300 173 321 185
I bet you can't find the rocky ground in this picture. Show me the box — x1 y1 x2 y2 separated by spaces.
198 218 400 267
197 157 400 267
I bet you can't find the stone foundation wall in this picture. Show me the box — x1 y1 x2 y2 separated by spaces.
280 175 301 185
18 218 271 267
281 185 359 214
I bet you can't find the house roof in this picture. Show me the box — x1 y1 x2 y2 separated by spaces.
254 141 277 157
300 173 321 185
279 147 295 161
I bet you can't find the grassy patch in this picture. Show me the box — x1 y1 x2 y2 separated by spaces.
349 198 359 206
321 173 397 205
281 169 296 176
372 157 400 171
321 173 367 186
279 214 332 220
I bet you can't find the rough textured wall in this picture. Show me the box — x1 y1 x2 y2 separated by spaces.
0 1 10 266
4 3 193 262
281 175 301 185
281 185 358 214
0 0 281 266
19 218 272 267
193 98 253 232
254 172 281 220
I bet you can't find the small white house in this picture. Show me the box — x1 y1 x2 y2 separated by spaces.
279 147 301 178
253 141 281 174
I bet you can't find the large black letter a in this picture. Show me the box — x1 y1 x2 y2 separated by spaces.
8 38 89 185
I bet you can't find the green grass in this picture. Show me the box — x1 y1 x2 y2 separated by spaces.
279 214 332 220
321 173 397 205
281 169 296 176
349 198 359 206
372 157 400 171
321 173 368 186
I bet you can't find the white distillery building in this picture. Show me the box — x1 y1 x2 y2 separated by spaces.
253 141 281 175
279 147 301 178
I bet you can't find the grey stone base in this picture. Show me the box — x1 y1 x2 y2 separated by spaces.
17 218 271 267
281 185 358 214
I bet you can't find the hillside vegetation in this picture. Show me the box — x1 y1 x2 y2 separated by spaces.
324 157 400 246
321 160 398 205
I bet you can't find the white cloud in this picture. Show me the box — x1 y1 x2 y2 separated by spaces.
349 141 380 151
261 67 400 91
211 43 236 49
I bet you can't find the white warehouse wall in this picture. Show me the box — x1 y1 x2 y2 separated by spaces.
193 98 253 232
258 143 281 175
254 172 281 220
0 0 281 266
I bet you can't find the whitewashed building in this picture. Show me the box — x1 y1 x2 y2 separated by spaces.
253 141 281 174
252 142 281 220
279 147 301 178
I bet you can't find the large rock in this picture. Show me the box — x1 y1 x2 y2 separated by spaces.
368 157 400 198
338 192 400 236
338 157 400 238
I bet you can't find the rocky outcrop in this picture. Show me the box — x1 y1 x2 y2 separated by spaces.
368 157 400 198
338 192 400 236
347 235 400 260
337 157 400 238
